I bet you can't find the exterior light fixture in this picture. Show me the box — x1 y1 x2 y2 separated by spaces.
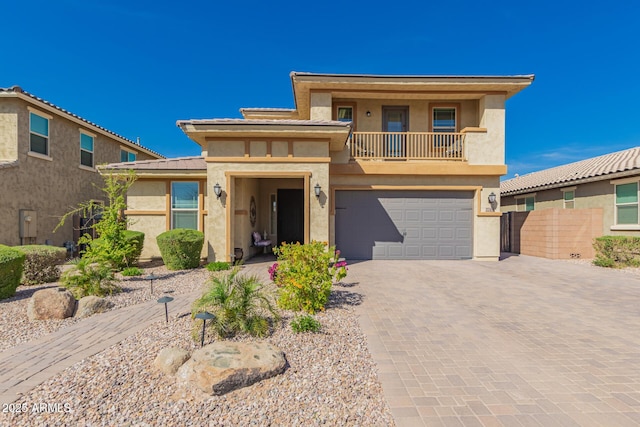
213 183 222 199
195 311 215 347
488 192 497 204
146 273 158 294
314 183 321 198
366 111 371 117
157 296 174 322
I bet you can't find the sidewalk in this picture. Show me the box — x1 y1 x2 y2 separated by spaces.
0 289 199 405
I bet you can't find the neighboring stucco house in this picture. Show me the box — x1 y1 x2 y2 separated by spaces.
501 146 640 237
106 72 533 262
0 86 163 247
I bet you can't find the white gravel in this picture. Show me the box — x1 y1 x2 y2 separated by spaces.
0 262 395 426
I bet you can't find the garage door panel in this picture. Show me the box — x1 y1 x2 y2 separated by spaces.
335 190 473 260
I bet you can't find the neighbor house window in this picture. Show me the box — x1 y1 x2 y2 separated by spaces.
517 196 535 212
171 182 199 230
30 112 49 155
80 132 94 168
120 149 137 162
615 182 638 225
563 190 575 209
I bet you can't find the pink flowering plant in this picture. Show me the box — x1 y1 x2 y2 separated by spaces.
270 241 348 314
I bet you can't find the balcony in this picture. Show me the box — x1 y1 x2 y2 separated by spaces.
350 132 466 161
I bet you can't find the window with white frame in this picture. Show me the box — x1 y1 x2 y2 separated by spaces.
562 189 575 209
171 182 199 230
432 107 457 133
30 112 49 155
516 196 535 212
120 149 137 162
80 132 94 167
615 182 638 225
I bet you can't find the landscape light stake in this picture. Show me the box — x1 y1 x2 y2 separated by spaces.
146 273 158 294
157 296 174 322
194 312 215 347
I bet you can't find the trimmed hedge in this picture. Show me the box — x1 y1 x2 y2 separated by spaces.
16 245 67 285
593 235 640 268
0 245 25 300
156 229 204 270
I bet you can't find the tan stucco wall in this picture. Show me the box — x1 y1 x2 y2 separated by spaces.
128 181 167 211
0 99 19 161
0 98 157 247
310 93 332 121
468 95 505 165
128 215 165 260
206 161 330 262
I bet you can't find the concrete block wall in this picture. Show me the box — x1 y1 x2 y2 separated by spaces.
520 208 603 259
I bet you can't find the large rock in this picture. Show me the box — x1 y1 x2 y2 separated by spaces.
154 347 191 375
75 296 114 318
27 287 76 320
176 341 286 395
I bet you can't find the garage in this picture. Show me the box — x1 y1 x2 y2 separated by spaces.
335 190 473 260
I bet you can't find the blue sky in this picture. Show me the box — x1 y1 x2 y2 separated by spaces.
3 0 639 177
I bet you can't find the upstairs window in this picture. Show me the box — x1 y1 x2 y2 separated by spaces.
80 132 94 168
432 107 457 133
615 182 638 224
333 103 356 130
30 112 49 155
171 182 199 230
120 149 137 162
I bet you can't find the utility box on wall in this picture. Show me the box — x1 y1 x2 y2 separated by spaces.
19 210 37 238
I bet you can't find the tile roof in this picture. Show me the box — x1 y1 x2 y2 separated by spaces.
501 147 640 195
177 118 351 127
0 86 164 159
103 156 205 171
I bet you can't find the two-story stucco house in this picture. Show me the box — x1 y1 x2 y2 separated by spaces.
0 86 163 247
105 72 533 262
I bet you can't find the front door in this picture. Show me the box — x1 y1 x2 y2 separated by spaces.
277 189 304 245
383 106 408 157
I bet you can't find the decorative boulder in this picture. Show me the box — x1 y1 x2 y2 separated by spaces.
27 287 75 320
75 296 114 318
176 341 286 395
154 347 191 375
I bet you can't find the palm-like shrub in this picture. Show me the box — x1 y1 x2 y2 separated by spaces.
61 260 120 299
192 269 279 338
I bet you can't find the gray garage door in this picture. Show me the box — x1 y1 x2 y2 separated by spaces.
335 190 473 260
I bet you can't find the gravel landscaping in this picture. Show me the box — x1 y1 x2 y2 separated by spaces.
1 262 395 426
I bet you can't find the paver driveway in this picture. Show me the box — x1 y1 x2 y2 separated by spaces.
350 255 640 427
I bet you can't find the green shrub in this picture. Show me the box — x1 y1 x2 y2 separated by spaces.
0 245 25 300
192 268 279 338
593 235 640 268
271 241 348 314
206 261 231 272
156 229 204 270
123 230 145 265
16 245 67 285
121 266 143 276
290 314 321 333
61 260 120 299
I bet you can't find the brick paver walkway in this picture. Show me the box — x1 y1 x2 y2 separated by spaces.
351 255 640 427
0 261 271 406
0 290 200 405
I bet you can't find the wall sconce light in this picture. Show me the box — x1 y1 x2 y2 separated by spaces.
213 183 222 199
488 192 497 204
314 183 321 198
366 111 371 117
